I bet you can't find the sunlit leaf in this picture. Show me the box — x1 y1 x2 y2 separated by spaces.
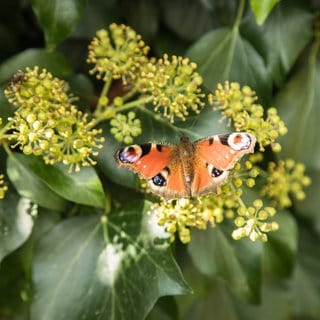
32 201 190 320
249 0 279 25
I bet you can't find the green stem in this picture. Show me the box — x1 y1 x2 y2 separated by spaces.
233 0 245 30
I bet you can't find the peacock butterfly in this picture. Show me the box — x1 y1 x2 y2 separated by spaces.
115 132 256 200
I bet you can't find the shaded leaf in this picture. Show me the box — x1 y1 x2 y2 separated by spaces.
263 210 298 277
249 0 279 25
292 226 320 318
32 0 87 50
0 193 34 263
186 27 270 101
32 201 190 320
188 226 263 303
0 48 73 83
7 154 67 211
260 1 313 86
10 154 105 208
275 43 320 170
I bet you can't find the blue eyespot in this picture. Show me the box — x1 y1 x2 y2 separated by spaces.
211 167 223 177
152 174 166 186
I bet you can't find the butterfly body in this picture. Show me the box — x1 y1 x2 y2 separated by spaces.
115 132 256 200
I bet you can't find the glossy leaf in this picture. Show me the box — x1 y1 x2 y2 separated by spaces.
32 0 87 50
249 0 279 25
186 27 270 101
7 154 67 211
31 201 190 320
9 154 105 208
0 193 34 263
0 48 73 82
188 226 263 303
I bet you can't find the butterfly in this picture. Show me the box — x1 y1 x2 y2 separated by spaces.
114 132 256 200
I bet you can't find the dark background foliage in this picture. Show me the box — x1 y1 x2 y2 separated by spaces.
0 0 320 319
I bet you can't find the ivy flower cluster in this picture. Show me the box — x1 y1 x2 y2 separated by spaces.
232 199 278 242
87 23 150 84
261 159 311 208
213 81 288 152
138 55 205 123
4 67 104 171
149 161 262 243
110 111 142 144
87 23 207 141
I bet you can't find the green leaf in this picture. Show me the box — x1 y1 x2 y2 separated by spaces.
263 210 298 277
31 0 87 50
9 154 105 208
0 193 34 263
7 154 67 211
291 226 320 318
0 48 73 83
188 226 263 303
31 201 190 320
249 0 279 25
186 27 271 102
258 1 313 86
275 42 320 170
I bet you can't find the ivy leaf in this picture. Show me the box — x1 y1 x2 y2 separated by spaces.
258 1 313 87
249 0 279 25
31 0 87 50
263 210 298 277
0 48 73 82
9 154 105 208
31 201 190 320
0 193 34 264
7 154 67 211
275 44 320 170
188 226 263 303
291 226 320 318
186 27 271 102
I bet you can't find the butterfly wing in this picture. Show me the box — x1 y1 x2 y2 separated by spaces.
191 132 256 196
115 143 173 179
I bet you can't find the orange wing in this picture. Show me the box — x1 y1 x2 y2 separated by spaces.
195 132 256 170
115 143 173 179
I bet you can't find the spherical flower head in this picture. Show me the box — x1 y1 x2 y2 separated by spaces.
5 67 74 111
87 24 150 84
212 82 288 152
110 111 142 143
232 199 279 242
260 159 311 208
5 68 104 171
138 54 205 123
0 174 8 200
